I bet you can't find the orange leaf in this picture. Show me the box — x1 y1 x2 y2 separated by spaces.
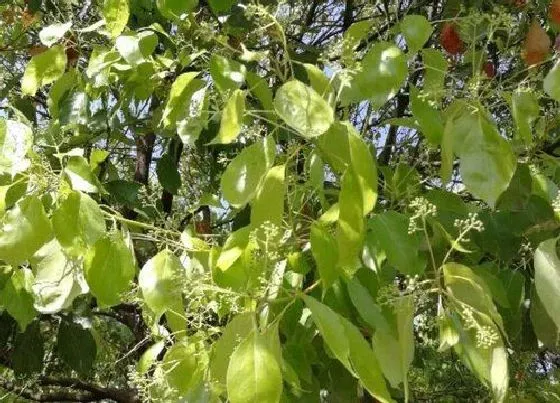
522 21 550 65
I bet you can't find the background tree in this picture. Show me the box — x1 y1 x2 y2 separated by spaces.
1 0 560 401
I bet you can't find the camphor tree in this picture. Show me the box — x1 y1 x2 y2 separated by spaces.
2 0 560 401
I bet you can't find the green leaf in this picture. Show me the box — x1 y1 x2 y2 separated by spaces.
39 21 72 47
157 0 198 22
105 180 141 205
0 269 36 331
442 102 516 207
64 156 102 193
511 88 539 145
372 296 415 389
0 195 53 265
12 321 43 375
400 15 433 54
208 0 235 13
31 240 87 314
302 295 393 403
139 249 184 317
340 42 407 108
211 89 246 144
52 191 106 256
84 234 136 307
534 238 560 329
310 223 339 290
530 286 559 348
274 80 334 138
303 63 334 103
137 341 165 374
21 45 67 96
226 329 283 403
342 20 374 63
444 263 509 402
246 71 274 112
337 168 365 274
161 71 200 127
368 211 426 276
103 0 129 38
210 312 254 386
0 119 33 178
317 121 377 214
250 165 285 228
57 319 97 375
422 49 447 100
115 31 158 65
544 60 560 102
210 55 247 93
346 277 388 331
156 153 181 194
58 91 90 127
443 263 505 333
217 226 251 271
162 342 203 396
410 86 444 145
221 136 276 208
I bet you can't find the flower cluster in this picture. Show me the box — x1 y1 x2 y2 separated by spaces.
461 306 499 349
408 197 437 234
454 212 485 235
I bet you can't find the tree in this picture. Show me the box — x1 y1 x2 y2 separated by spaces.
0 0 560 401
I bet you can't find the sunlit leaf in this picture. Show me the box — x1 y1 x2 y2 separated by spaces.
103 0 129 37
226 329 283 403
21 45 67 96
274 80 334 138
211 89 246 144
0 195 53 265
84 234 136 307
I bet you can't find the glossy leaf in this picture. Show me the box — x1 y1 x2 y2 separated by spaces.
212 89 246 144
64 156 102 193
368 211 426 276
0 269 36 331
274 80 334 138
103 0 129 37
511 88 539 145
31 240 87 314
250 165 285 228
115 31 158 65
401 15 433 54
0 195 53 265
317 121 377 214
210 55 246 93
0 119 33 178
337 168 365 274
340 42 407 108
302 295 393 403
422 49 448 100
210 312 254 386
84 234 136 307
39 22 72 47
310 223 339 290
410 86 444 145
221 136 276 208
216 226 251 271
162 342 203 395
544 60 560 102
442 102 516 207
139 249 184 318
21 45 67 96
226 330 283 403
534 238 560 329
52 191 106 256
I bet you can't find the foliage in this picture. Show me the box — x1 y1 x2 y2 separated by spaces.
1 0 560 402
